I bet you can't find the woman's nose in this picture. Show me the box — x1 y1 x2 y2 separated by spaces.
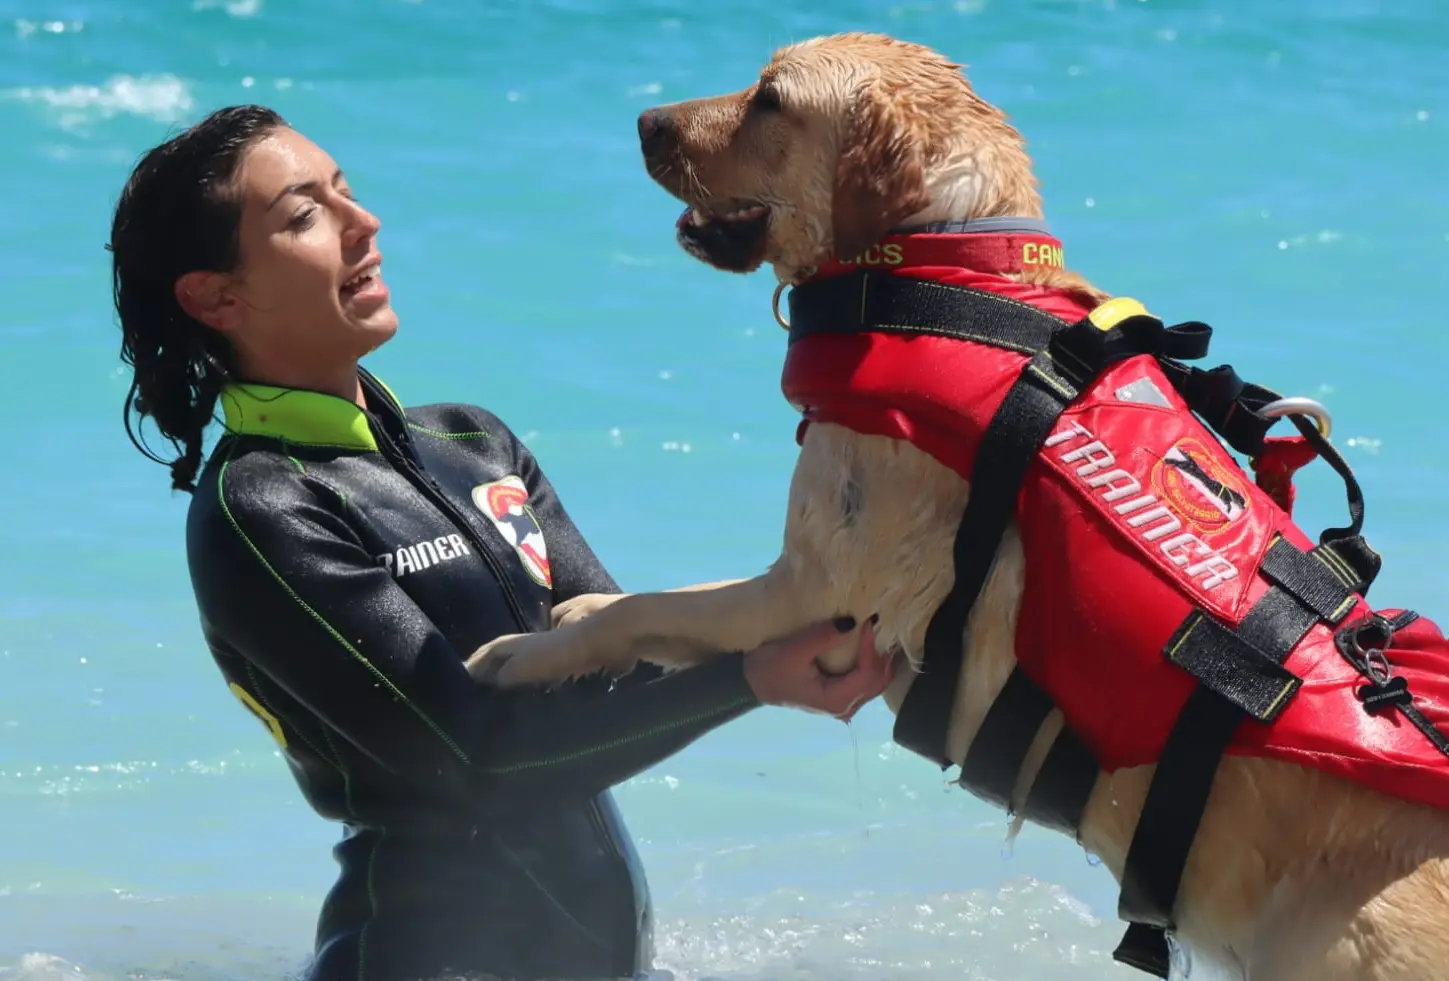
342 200 381 244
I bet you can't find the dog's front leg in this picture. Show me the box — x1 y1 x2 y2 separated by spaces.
465 422 937 689
548 578 750 630
466 568 832 688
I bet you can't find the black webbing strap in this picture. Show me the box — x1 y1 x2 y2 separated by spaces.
891 348 1081 767
1021 716 1102 836
1046 313 1212 387
1285 412 1368 548
1157 360 1285 459
1111 535 1375 977
951 668 1055 810
786 271 1066 354
950 666 1103 838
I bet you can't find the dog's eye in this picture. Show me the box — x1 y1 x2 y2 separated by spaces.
753 87 783 113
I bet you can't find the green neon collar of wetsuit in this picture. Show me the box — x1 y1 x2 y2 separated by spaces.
218 370 405 451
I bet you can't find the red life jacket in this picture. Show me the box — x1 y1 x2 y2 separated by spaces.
778 228 1449 813
788 227 1449 811
777 224 1449 978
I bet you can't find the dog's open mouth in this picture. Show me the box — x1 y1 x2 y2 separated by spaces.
674 202 771 273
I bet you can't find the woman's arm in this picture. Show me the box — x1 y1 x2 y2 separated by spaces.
191 452 757 810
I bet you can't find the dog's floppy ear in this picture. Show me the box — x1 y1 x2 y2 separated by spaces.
830 80 932 262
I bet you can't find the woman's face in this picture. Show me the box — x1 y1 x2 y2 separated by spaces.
189 126 398 380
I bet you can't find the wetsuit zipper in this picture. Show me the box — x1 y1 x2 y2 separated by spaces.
368 411 640 956
368 411 640 965
366 413 532 633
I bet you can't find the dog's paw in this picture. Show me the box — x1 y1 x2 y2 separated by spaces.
551 592 627 628
467 627 628 689
464 632 532 682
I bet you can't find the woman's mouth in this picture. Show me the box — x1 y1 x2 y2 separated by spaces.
340 260 387 304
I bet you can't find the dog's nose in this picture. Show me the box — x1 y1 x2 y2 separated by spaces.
637 107 674 153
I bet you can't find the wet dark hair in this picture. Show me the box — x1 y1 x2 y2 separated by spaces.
109 104 288 493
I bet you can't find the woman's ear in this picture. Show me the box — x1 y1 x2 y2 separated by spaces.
175 271 242 332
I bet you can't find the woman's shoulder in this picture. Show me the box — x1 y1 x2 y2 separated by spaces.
184 440 323 533
401 402 527 452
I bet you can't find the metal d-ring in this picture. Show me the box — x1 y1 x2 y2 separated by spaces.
1349 613 1397 685
1260 396 1333 439
771 282 791 331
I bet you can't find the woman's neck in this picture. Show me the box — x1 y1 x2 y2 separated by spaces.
235 355 365 408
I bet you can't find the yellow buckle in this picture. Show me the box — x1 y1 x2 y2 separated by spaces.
1087 296 1152 332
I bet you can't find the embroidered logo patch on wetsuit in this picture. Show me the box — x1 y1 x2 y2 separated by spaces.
472 475 552 588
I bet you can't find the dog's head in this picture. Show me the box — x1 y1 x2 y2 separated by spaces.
637 32 1043 280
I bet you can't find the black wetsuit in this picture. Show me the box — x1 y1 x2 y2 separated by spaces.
185 369 759 981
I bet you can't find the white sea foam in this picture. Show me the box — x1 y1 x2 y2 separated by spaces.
651 878 1129 981
0 954 90 981
12 19 85 38
190 0 263 16
2 75 194 132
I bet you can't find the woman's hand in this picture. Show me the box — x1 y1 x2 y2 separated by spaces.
741 617 900 721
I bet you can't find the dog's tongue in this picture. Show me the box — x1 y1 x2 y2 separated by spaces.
675 206 695 230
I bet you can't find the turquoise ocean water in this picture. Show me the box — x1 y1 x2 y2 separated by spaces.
2 1 1448 978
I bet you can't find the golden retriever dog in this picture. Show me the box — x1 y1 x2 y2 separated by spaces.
467 32 1449 980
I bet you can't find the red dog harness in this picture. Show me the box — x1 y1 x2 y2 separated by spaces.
777 224 1449 978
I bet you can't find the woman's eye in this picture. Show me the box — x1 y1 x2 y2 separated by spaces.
288 205 317 231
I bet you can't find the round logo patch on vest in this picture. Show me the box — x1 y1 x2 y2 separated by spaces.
472 475 552 588
1150 437 1249 536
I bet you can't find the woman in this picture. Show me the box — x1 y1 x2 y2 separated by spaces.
109 104 898 981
